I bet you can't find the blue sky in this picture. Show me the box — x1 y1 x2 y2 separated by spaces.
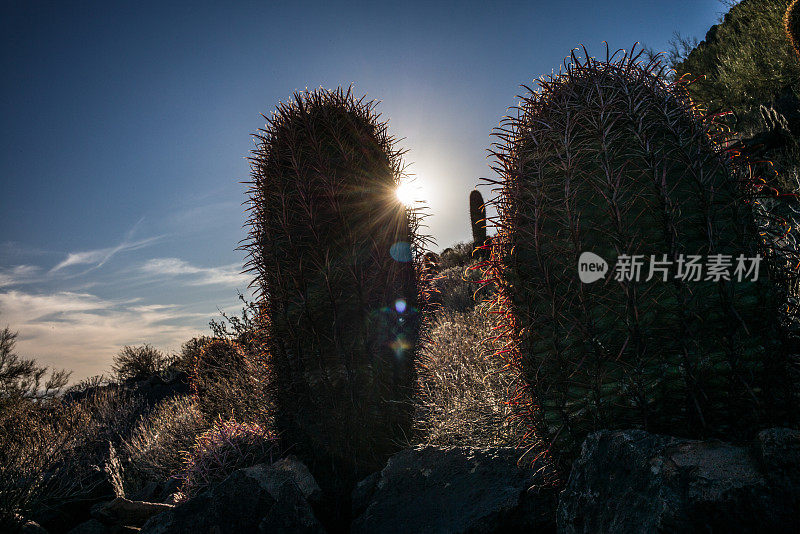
1 0 727 380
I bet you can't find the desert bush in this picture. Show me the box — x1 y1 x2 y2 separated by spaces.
438 242 473 270
674 0 799 134
1 326 69 402
122 395 207 495
430 264 490 311
111 344 171 382
209 293 262 351
174 418 277 502
415 304 521 446
0 386 143 526
188 338 273 426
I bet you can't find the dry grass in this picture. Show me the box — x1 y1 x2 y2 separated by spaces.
414 303 522 447
122 395 208 495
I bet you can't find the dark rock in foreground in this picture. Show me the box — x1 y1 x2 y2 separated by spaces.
557 428 800 533
140 457 325 534
351 446 558 534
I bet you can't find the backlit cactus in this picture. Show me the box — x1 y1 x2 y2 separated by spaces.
469 189 488 259
244 87 428 499
487 46 798 468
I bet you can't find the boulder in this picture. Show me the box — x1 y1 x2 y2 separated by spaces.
67 519 109 534
557 429 800 533
140 458 325 534
90 497 173 527
351 446 558 533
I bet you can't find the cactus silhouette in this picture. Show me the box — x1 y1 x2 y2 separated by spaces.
486 46 799 469
244 87 428 507
469 189 488 260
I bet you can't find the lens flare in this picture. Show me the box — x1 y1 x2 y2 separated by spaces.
396 177 424 207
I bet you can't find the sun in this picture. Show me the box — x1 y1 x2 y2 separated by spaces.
396 177 425 207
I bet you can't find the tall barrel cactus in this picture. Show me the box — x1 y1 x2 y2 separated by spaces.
470 189 488 259
787 0 800 56
487 46 798 468
245 88 427 494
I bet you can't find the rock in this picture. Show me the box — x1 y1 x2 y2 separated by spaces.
557 429 800 533
31 473 115 533
90 497 173 527
19 518 48 534
351 446 558 534
67 519 109 534
140 459 325 534
269 456 323 505
158 477 182 504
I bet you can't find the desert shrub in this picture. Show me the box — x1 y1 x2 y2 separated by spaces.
175 418 277 502
415 304 521 446
0 387 143 526
111 344 171 382
122 395 207 495
189 339 273 426
0 326 69 403
438 242 474 270
430 264 490 311
208 293 262 351
674 0 799 134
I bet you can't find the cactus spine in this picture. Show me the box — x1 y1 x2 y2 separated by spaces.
470 189 488 259
787 0 800 56
245 87 427 501
487 46 797 469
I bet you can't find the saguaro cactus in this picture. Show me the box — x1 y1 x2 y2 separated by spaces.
245 87 428 500
487 46 798 468
470 189 488 259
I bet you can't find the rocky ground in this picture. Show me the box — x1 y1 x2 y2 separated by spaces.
23 427 798 534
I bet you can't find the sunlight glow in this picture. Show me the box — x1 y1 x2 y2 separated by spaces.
396 177 425 207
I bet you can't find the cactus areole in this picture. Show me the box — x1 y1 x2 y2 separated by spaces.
487 46 798 469
245 87 426 495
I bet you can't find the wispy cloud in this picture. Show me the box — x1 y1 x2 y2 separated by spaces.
51 235 162 273
140 258 250 287
0 290 212 381
0 265 40 288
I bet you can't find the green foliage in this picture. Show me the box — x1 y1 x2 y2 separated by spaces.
111 344 171 382
245 86 428 497
674 0 799 134
488 46 798 469
469 189 488 259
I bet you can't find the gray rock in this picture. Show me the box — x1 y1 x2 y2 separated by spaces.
351 446 558 534
90 497 173 527
140 459 325 534
19 518 48 534
557 429 800 533
67 519 109 534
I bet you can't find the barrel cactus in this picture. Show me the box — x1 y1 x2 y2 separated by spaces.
487 46 798 468
787 0 800 56
245 87 428 498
